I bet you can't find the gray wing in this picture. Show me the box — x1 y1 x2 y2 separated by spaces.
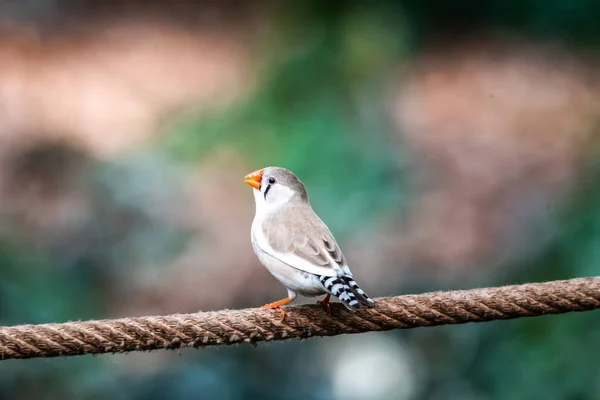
261 203 352 277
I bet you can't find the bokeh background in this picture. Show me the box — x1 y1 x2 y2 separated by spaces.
1 0 600 399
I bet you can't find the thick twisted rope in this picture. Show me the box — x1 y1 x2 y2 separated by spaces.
1 277 599 360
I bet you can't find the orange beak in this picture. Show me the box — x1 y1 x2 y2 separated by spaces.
244 169 263 190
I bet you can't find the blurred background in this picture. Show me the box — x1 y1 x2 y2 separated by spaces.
0 0 600 399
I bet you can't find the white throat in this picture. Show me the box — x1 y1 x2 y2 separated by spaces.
252 184 296 218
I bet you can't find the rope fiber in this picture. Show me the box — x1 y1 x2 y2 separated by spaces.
1 277 599 360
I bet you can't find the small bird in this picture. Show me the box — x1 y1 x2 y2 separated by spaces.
244 166 374 320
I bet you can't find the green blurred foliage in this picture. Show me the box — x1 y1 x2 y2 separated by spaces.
162 5 410 234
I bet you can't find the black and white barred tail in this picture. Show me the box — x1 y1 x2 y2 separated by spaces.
319 275 375 310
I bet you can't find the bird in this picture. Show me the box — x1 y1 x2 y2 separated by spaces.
244 166 375 321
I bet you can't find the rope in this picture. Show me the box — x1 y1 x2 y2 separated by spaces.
1 277 599 360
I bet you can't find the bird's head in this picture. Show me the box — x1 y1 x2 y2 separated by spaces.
244 166 308 211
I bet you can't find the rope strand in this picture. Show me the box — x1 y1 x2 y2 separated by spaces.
1 277 599 360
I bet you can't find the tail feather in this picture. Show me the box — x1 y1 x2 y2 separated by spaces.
342 276 375 307
319 275 374 310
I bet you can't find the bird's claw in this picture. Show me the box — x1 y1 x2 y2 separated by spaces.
260 297 292 321
316 294 332 315
261 304 286 321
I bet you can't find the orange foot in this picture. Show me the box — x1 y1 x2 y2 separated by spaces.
261 297 293 321
316 294 331 315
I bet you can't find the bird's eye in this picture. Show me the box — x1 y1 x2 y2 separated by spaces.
268 177 276 185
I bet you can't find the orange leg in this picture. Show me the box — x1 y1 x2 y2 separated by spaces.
317 294 331 315
261 297 293 321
